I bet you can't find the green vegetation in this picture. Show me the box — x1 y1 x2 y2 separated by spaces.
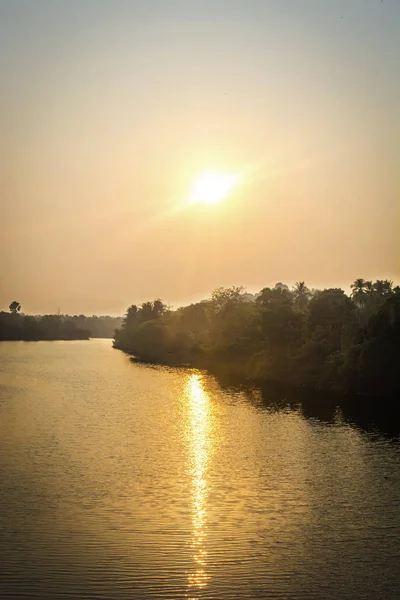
114 280 400 397
0 304 123 341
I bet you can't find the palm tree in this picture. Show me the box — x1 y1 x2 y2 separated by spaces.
382 279 393 295
365 281 373 292
350 278 366 306
293 281 310 312
373 280 386 296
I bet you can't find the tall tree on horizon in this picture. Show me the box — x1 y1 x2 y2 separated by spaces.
9 301 21 314
350 278 366 306
371 280 393 300
365 281 373 292
293 281 311 312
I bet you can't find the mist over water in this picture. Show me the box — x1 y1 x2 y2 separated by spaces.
1 339 399 599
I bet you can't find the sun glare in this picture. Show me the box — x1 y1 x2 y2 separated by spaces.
189 172 237 205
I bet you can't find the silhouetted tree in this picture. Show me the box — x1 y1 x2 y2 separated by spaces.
293 281 310 312
113 280 399 400
357 293 400 396
0 311 123 341
351 278 366 307
365 281 373 292
257 287 293 308
274 282 289 291
373 279 393 296
211 286 246 313
9 301 21 313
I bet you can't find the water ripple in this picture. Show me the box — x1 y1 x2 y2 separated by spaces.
0 340 399 599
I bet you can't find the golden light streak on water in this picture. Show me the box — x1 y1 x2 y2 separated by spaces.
185 373 213 598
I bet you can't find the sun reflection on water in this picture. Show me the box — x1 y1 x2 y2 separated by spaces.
185 373 213 598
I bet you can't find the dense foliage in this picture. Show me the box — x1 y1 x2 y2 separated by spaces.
0 309 123 341
114 280 400 397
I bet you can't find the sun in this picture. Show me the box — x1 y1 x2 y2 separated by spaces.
189 172 238 205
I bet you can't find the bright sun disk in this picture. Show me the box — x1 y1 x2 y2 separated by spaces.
189 172 237 205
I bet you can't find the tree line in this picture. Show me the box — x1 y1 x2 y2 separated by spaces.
0 303 123 341
114 279 399 397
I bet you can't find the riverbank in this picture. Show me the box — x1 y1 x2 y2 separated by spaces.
0 312 122 341
113 285 400 399
114 343 400 436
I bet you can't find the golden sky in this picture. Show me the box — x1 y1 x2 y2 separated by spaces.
1 0 398 314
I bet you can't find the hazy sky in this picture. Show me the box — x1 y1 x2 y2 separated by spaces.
1 0 399 315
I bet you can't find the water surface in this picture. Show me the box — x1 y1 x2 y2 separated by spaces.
1 340 399 599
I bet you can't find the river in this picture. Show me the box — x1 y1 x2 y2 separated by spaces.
0 339 399 599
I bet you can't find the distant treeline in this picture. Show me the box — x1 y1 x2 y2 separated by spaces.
0 308 123 341
114 279 400 398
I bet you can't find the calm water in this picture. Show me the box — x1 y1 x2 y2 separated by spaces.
0 340 399 599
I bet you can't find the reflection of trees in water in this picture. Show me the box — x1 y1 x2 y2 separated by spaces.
340 399 400 439
215 374 400 439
